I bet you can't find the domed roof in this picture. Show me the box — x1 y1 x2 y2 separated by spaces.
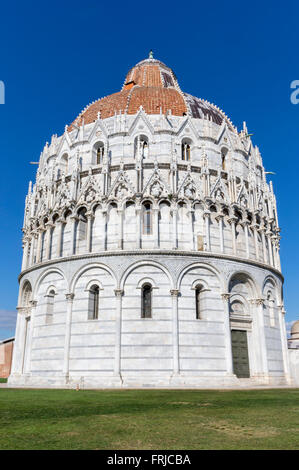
291 320 299 339
68 53 235 131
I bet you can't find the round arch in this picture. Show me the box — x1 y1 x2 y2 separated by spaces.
19 279 33 306
120 260 174 290
70 262 117 293
226 270 259 298
119 198 136 212
90 202 102 214
262 275 280 304
177 262 223 291
33 267 68 298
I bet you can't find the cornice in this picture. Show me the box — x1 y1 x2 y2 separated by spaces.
18 249 283 283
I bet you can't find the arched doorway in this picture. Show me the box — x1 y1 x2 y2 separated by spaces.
228 274 254 378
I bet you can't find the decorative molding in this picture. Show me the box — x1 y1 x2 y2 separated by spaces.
65 293 75 301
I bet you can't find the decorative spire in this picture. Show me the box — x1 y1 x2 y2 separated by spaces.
149 50 154 59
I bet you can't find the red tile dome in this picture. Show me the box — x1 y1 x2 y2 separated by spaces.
68 55 235 131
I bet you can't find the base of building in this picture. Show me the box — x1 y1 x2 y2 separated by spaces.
7 372 290 389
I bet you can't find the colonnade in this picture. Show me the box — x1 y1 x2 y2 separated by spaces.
21 203 281 272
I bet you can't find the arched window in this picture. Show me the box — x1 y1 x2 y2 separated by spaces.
61 153 68 175
22 281 32 307
134 135 149 159
221 148 228 171
143 202 152 235
181 139 191 161
76 207 87 253
96 143 104 165
195 285 202 319
142 284 152 318
88 285 99 320
45 289 55 324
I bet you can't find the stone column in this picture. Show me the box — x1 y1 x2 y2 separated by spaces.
63 293 75 380
275 238 281 271
172 207 178 250
117 209 124 250
114 289 124 376
189 208 194 250
244 222 250 259
277 305 291 382
228 216 237 256
260 228 268 264
70 216 77 255
102 209 107 251
56 220 64 258
252 298 269 380
170 289 180 375
216 214 224 253
203 210 211 251
153 207 159 249
271 236 281 271
221 294 234 375
30 232 37 266
29 233 37 266
135 205 142 249
10 307 26 376
36 229 43 263
266 231 274 266
86 212 94 253
45 223 54 260
21 237 29 271
252 223 259 261
24 300 37 374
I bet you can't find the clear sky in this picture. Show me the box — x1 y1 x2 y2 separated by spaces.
0 0 298 340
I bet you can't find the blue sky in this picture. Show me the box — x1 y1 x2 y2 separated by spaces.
0 0 298 339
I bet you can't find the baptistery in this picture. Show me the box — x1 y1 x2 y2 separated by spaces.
9 54 290 388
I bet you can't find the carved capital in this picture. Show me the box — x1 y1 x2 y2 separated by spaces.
65 293 75 302
250 298 264 306
16 307 27 314
228 216 238 225
29 300 37 308
114 289 124 298
215 213 224 223
170 289 180 297
221 293 231 301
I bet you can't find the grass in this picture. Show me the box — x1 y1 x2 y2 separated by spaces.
0 378 7 383
0 388 299 450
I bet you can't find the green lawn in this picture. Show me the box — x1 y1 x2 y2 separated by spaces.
0 388 299 450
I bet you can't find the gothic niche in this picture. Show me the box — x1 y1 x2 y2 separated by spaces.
84 186 97 203
115 183 128 199
150 181 163 198
184 182 196 199
240 195 248 208
215 187 225 202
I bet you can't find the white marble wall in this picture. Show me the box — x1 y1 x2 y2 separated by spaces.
11 109 287 388
9 253 289 388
